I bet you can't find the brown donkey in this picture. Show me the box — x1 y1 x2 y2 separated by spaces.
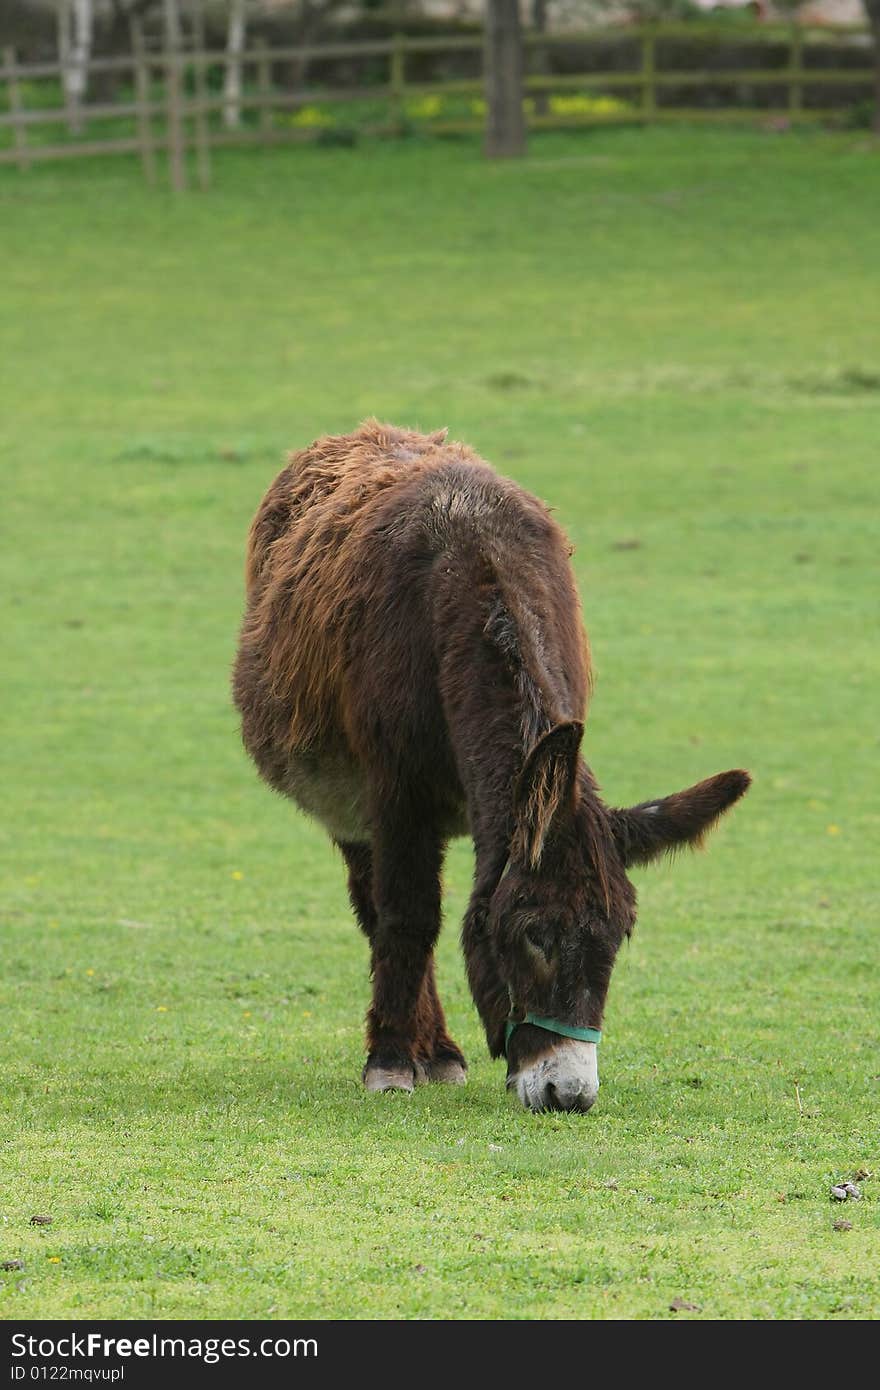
233 421 750 1113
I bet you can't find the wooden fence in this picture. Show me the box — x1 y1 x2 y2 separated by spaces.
0 22 875 187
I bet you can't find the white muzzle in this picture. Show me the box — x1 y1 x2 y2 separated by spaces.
509 1037 599 1113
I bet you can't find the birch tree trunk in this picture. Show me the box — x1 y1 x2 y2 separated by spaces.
224 0 247 130
57 0 74 132
61 0 94 134
865 0 880 135
163 0 187 191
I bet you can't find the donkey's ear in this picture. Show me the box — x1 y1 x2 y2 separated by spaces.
512 721 584 869
610 769 751 868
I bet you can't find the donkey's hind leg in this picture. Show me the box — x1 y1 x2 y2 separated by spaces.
337 838 466 1090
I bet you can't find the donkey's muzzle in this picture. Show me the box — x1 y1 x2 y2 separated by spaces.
541 1077 598 1113
508 1037 599 1114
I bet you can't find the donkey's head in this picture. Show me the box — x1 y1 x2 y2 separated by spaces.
488 721 750 1114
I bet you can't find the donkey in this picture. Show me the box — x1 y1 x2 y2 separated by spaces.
233 421 750 1113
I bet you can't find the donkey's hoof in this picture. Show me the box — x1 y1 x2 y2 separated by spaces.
363 1064 415 1094
425 1058 467 1085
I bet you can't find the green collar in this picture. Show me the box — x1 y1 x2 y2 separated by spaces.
505 1014 602 1054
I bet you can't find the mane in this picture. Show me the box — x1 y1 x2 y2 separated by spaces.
484 588 592 754
577 769 617 917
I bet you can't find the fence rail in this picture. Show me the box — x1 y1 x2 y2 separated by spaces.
0 23 875 182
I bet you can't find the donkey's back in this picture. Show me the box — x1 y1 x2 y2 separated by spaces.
232 418 586 842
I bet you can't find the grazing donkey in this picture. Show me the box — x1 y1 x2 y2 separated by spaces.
233 421 749 1113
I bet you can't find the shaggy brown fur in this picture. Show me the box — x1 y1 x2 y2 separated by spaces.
243 423 454 750
233 421 750 1109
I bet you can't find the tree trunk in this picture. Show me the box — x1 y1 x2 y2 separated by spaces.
57 0 74 132
163 0 187 191
224 0 247 130
484 0 526 159
61 0 93 134
865 0 880 134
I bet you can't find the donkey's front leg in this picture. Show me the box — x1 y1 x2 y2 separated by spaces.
338 840 466 1086
364 819 444 1093
462 870 512 1060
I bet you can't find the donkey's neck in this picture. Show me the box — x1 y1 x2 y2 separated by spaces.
436 585 576 877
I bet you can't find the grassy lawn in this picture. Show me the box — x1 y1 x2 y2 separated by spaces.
1 127 878 1320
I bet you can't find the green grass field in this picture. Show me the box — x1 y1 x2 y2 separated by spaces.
1 127 878 1320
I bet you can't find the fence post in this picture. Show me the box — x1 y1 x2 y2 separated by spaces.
390 30 405 133
191 0 212 189
789 22 803 116
163 0 187 191
3 47 30 171
642 26 656 121
256 38 272 136
131 17 156 185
